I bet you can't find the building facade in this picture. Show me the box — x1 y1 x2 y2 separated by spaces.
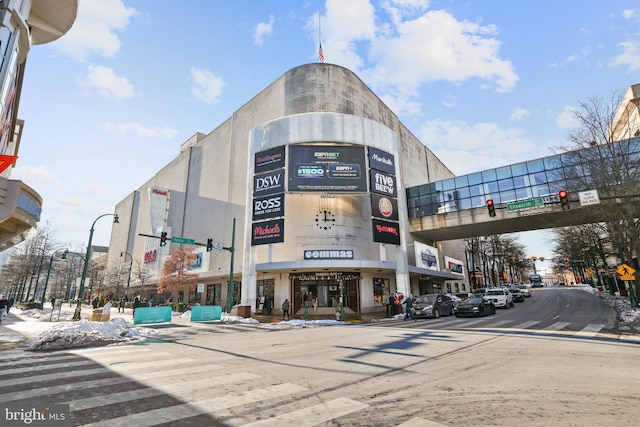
109 63 469 318
0 0 78 251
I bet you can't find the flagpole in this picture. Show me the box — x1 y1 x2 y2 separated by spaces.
318 13 324 62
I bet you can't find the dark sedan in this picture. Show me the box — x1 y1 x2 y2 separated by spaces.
413 294 455 318
454 297 496 317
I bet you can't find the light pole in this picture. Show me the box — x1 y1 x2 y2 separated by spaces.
72 213 119 321
41 250 67 304
120 251 133 300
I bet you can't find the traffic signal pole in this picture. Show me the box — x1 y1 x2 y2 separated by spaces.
224 218 236 313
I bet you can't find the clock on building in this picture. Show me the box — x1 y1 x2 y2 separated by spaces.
316 209 336 230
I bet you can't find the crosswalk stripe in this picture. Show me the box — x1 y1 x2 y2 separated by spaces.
0 376 133 403
482 320 512 328
0 367 109 388
575 324 605 337
78 383 308 427
397 417 447 426
513 320 541 329
4 359 97 375
544 322 571 331
241 397 369 426
68 372 262 411
0 353 79 368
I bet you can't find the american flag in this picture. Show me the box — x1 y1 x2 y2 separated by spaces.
318 43 324 62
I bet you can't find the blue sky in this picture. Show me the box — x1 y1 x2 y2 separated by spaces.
11 0 640 272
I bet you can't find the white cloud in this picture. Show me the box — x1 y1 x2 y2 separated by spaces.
254 15 275 46
10 165 66 189
510 108 530 121
190 68 225 104
556 106 577 129
78 65 136 99
610 40 640 72
621 9 637 20
53 0 140 62
419 119 534 174
320 2 518 116
102 122 178 138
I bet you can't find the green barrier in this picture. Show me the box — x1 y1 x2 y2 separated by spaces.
191 305 222 321
134 306 172 325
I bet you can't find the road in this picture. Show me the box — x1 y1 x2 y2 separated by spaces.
1 287 638 426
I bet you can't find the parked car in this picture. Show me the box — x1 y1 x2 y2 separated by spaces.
510 287 525 302
454 297 496 317
445 293 463 306
515 284 531 297
413 294 455 318
484 287 514 308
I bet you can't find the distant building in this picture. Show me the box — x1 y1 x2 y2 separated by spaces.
0 0 78 251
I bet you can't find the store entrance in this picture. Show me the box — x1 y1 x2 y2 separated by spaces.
291 273 359 313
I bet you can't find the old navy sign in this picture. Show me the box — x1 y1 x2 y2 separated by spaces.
369 170 397 197
372 218 400 245
304 249 354 260
370 193 398 221
255 146 285 173
369 147 395 175
253 193 285 221
251 218 284 245
253 169 285 197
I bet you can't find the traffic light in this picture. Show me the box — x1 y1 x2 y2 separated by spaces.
160 231 168 246
486 199 496 217
563 257 570 263
206 238 213 252
558 189 570 210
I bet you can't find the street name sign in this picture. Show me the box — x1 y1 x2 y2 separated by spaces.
507 198 543 212
171 236 195 245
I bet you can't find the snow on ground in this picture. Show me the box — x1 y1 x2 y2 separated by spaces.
0 286 637 352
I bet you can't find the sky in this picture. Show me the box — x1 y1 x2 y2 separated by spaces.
10 0 640 272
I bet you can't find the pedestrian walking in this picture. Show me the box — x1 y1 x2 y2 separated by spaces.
101 298 112 321
118 298 126 313
403 294 416 321
133 297 141 318
282 299 290 320
0 295 7 322
92 296 99 309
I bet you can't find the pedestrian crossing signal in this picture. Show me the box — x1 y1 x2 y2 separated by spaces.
206 238 213 252
160 232 168 246
486 199 496 217
558 190 570 210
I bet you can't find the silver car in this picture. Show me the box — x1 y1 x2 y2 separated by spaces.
516 284 531 297
413 294 455 318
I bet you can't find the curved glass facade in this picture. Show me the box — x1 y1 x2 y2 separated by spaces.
407 138 640 218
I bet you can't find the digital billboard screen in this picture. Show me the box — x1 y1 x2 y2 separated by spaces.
288 145 367 192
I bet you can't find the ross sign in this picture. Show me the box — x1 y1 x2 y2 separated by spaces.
507 198 544 212
579 189 600 206
252 193 285 221
171 236 195 245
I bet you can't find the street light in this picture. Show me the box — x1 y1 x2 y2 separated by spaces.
120 251 133 300
72 213 119 321
41 249 67 304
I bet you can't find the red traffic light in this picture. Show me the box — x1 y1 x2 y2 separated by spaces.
486 199 496 217
558 190 567 198
558 190 570 210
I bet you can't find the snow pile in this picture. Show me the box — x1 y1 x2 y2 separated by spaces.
25 317 156 351
259 319 347 330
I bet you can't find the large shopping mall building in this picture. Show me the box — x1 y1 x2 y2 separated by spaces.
109 63 471 318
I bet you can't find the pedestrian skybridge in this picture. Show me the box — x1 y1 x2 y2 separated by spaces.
406 138 640 241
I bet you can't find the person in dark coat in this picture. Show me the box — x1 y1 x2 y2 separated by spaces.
387 293 396 317
92 296 99 309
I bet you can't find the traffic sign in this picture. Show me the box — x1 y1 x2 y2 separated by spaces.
171 236 195 245
579 189 600 206
617 264 636 276
213 241 224 251
507 198 543 212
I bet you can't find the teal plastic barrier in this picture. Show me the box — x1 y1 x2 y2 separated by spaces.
133 306 172 325
190 305 222 321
